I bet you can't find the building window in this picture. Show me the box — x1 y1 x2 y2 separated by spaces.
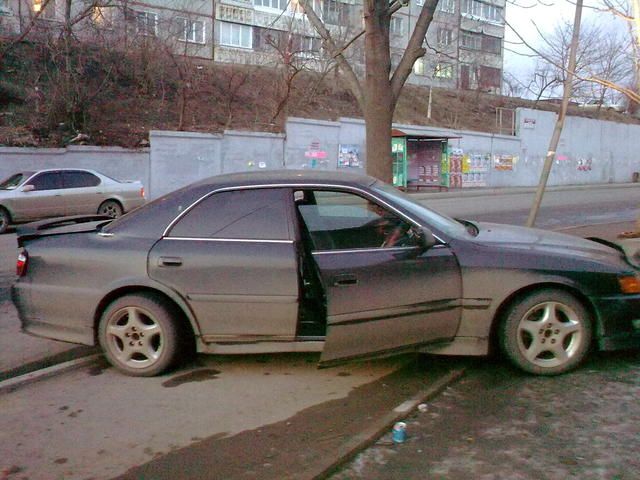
219 21 253 48
92 6 114 27
434 63 453 78
461 0 503 23
479 65 501 90
254 0 287 10
312 0 345 25
135 11 158 36
177 17 206 44
1 0 11 13
437 27 453 46
34 0 56 18
461 30 481 50
413 58 427 76
438 0 455 14
482 34 501 54
390 16 404 36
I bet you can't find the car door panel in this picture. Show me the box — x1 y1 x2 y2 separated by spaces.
316 245 462 365
61 171 102 215
149 239 299 339
13 172 65 220
294 187 462 366
148 187 300 341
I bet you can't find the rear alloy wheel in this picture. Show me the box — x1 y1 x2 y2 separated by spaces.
0 208 9 234
500 290 592 375
98 200 123 218
99 294 181 376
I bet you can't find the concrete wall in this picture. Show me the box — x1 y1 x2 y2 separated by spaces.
149 129 284 198
0 146 150 186
515 108 640 187
2 109 639 199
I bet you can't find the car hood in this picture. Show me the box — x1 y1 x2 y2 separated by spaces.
471 221 623 262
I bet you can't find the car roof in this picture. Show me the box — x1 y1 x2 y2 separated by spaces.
29 168 100 174
190 169 378 190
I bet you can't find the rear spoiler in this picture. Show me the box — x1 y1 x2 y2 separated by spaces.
587 236 640 269
16 215 112 247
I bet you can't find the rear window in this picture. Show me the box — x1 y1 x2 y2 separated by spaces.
62 171 101 188
169 188 291 240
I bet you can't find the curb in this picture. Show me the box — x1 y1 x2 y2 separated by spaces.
0 345 99 382
408 182 640 201
307 367 466 480
0 353 102 394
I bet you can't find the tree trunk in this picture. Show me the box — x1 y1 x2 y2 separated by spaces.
526 0 583 227
363 0 393 183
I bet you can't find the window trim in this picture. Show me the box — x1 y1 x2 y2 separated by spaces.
218 21 253 49
135 10 158 36
176 16 206 44
390 15 404 36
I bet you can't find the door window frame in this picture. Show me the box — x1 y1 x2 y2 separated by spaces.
293 187 424 253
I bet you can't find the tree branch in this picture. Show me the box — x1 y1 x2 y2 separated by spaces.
297 0 364 108
390 0 439 104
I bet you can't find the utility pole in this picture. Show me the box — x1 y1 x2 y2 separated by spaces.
526 0 584 228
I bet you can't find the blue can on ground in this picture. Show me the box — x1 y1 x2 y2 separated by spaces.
392 422 407 443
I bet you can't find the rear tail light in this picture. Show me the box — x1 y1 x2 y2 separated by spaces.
16 251 28 277
140 186 145 198
619 275 640 294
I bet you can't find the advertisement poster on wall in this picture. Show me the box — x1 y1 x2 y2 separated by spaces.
337 144 362 169
494 154 517 171
304 140 329 169
462 153 489 187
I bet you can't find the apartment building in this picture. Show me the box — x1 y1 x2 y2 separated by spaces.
0 0 504 92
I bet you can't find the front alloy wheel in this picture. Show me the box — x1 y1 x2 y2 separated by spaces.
99 294 181 376
500 290 592 375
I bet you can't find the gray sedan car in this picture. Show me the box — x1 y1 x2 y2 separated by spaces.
11 170 640 377
0 168 146 233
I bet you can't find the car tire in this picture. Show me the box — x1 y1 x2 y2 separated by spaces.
0 207 10 234
99 293 182 377
98 200 123 218
500 289 592 376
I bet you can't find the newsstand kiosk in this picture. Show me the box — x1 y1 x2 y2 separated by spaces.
391 129 460 191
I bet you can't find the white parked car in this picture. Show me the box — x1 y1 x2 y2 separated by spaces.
0 168 146 233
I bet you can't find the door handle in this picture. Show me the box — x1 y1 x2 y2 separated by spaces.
332 274 358 287
159 256 183 267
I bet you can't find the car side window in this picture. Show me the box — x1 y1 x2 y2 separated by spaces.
62 171 101 188
296 190 418 251
169 188 291 240
29 172 63 191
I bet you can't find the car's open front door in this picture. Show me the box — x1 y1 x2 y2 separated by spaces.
315 246 462 366
294 188 462 367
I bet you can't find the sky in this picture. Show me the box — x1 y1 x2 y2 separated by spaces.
503 0 628 78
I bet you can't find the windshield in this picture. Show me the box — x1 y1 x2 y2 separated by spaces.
371 182 469 238
0 172 34 190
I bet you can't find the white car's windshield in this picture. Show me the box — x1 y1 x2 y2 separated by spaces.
371 181 469 238
0 172 34 190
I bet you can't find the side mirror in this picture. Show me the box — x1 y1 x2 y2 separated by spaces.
419 227 437 250
22 184 35 193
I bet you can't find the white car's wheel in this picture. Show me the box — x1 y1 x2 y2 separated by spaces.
99 293 181 376
98 200 123 218
500 289 592 375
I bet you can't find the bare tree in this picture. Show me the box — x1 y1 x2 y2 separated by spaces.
527 0 584 227
297 0 441 182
